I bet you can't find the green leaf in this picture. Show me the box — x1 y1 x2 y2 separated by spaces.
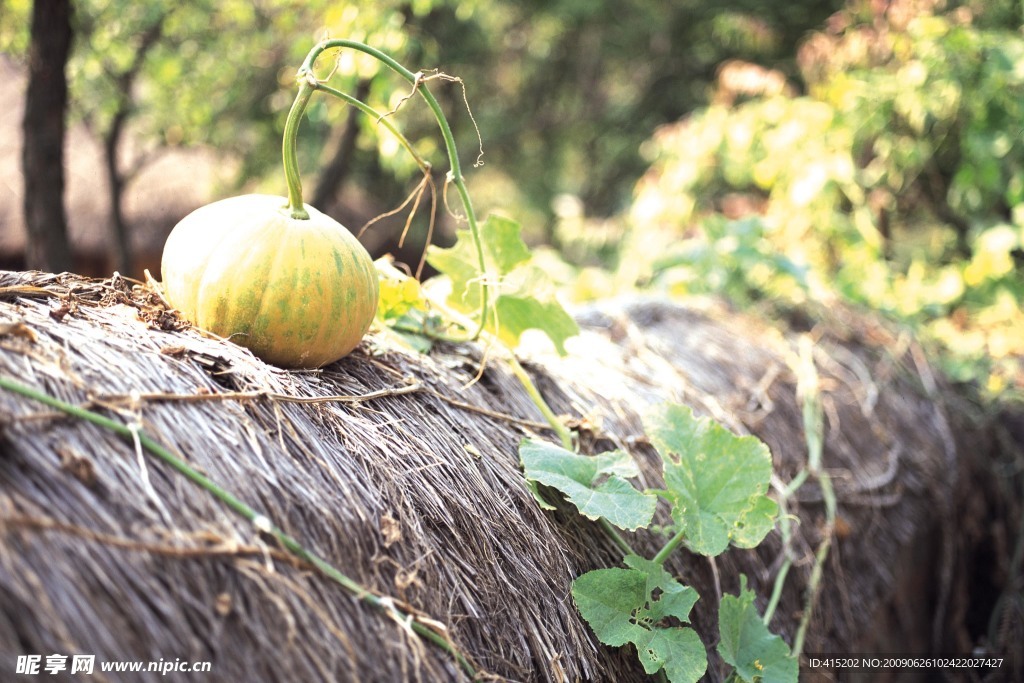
573 565 708 683
385 314 435 354
519 439 657 531
634 627 707 683
426 214 579 354
479 213 532 273
425 227 486 311
644 404 777 556
622 555 699 623
718 577 798 683
493 290 579 355
571 568 649 647
376 262 427 321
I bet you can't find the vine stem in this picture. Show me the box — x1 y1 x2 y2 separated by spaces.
421 294 578 446
315 83 431 171
282 76 315 220
287 39 488 342
0 375 475 677
761 494 792 626
793 474 834 655
789 335 835 657
651 527 687 565
505 355 572 451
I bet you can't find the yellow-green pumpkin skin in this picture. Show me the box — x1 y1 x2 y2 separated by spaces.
160 194 379 368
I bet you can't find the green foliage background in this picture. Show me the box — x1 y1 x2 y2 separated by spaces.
612 1 1024 401
1 0 1023 398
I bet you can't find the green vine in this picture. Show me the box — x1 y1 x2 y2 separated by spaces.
281 77 316 220
520 404 798 683
280 40 581 451
283 39 488 343
513 337 843 681
789 335 835 656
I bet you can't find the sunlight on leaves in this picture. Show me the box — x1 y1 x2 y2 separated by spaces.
373 258 437 353
427 214 579 354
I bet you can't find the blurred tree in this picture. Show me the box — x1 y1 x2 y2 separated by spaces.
623 0 1024 396
279 0 846 254
311 77 373 210
441 0 845 242
6 0 849 270
21 0 73 272
798 0 1024 259
106 0 834 253
74 6 168 275
66 0 306 276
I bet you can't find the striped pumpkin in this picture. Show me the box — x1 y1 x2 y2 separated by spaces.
160 194 379 368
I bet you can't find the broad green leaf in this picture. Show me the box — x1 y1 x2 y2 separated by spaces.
644 403 777 556
718 577 798 683
571 568 648 647
622 555 699 623
426 214 579 354
425 227 486 311
479 213 532 273
573 565 707 683
493 291 579 356
519 439 657 531
634 627 706 683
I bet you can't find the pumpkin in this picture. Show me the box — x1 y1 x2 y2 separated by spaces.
160 194 379 368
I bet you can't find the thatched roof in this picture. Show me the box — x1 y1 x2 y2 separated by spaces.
0 270 1011 681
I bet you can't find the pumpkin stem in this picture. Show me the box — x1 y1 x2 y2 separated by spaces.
282 76 316 220
296 39 489 341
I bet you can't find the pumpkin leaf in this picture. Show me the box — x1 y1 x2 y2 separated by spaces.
375 260 427 321
573 564 707 683
571 567 649 647
427 214 578 354
718 576 798 683
634 627 708 683
643 403 778 556
519 438 657 531
622 555 699 624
